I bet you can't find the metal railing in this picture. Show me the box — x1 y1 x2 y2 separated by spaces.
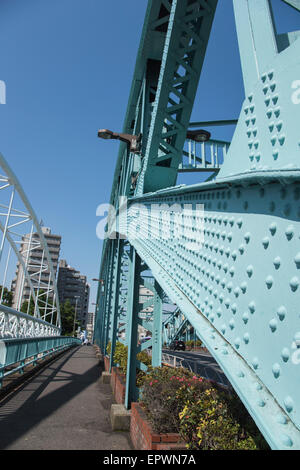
0 304 60 339
0 336 81 388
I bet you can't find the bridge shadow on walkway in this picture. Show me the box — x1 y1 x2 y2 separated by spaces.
0 345 133 450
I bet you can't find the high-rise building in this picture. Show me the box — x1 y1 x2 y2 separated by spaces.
11 227 61 311
57 260 90 327
86 311 95 342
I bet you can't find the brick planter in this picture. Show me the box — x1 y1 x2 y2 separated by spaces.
102 358 126 405
130 402 186 450
104 355 110 372
111 367 126 405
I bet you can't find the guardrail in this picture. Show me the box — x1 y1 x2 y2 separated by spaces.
0 304 60 339
0 336 81 388
161 352 193 372
161 351 231 388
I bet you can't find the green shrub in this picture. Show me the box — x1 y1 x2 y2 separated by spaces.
113 342 128 374
140 367 210 434
178 389 266 450
185 339 203 349
139 366 268 450
111 341 152 382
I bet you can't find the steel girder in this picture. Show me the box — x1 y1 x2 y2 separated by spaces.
95 0 300 450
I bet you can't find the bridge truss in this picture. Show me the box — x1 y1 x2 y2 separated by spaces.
0 152 80 386
94 0 300 450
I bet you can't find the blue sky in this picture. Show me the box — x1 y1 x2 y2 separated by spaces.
0 0 299 310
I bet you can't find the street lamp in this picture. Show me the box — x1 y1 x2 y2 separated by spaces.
186 129 211 142
72 295 80 337
98 129 142 153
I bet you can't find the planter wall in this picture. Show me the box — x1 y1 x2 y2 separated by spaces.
111 366 126 405
104 355 110 372
130 402 186 450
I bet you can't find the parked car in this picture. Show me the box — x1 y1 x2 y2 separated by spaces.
169 340 186 351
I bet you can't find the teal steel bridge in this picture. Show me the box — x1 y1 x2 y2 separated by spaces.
94 0 300 450
0 151 80 387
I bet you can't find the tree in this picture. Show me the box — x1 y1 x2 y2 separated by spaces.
60 299 81 336
0 286 13 307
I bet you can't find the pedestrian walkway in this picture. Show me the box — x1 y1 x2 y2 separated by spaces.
0 345 133 450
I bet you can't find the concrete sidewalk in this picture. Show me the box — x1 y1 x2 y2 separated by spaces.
0 345 133 450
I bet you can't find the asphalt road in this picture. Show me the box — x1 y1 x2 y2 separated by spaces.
162 349 231 387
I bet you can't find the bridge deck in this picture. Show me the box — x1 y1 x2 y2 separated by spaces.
0 345 132 450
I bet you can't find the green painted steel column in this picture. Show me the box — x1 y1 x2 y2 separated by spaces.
109 238 123 373
124 246 141 409
151 280 163 368
101 242 113 353
103 241 115 354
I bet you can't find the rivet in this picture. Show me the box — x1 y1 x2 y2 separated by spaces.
239 244 245 254
281 435 293 448
227 282 233 292
284 204 291 217
273 257 281 270
244 232 251 243
294 253 300 268
243 333 250 344
285 225 294 240
229 319 235 330
277 306 286 321
234 337 241 349
281 348 290 362
277 414 288 425
284 396 294 413
246 265 254 277
234 287 240 297
229 267 235 277
269 201 276 212
269 319 278 332
269 223 277 235
240 282 247 294
242 312 249 324
252 358 259 370
262 237 270 249
266 275 274 289
258 399 266 407
248 301 256 313
290 277 299 292
272 363 281 378
294 332 300 343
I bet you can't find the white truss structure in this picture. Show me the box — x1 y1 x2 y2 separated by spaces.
0 152 61 338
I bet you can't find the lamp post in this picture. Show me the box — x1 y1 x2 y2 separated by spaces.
72 295 80 337
186 129 211 142
98 129 142 153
